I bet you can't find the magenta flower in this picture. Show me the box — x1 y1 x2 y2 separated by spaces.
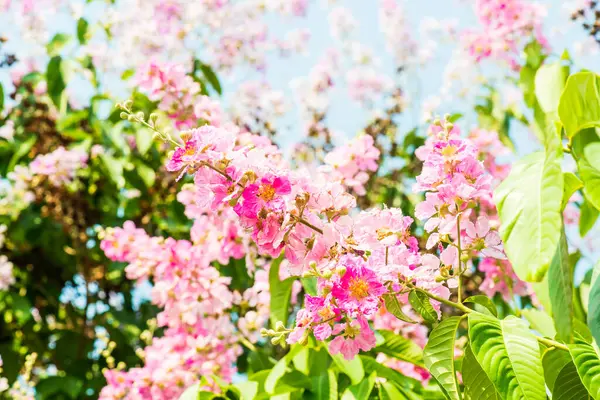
331 257 387 315
235 173 291 219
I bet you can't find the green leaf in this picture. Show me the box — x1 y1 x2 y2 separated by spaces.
462 344 500 400
562 172 583 210
8 135 36 171
552 360 591 399
134 160 156 188
0 83 4 113
587 265 600 347
374 330 424 367
408 290 437 323
535 61 569 114
36 376 83 399
178 383 200 400
233 381 258 400
383 293 416 324
341 372 376 400
542 347 573 393
46 33 71 56
585 142 600 172
199 63 222 95
463 296 497 317
265 357 288 394
559 72 600 139
301 277 317 296
579 156 600 211
423 316 462 400
77 18 89 44
580 197 599 236
46 56 66 108
494 149 563 282
521 309 556 338
99 154 125 188
311 370 337 400
568 335 600 398
331 353 364 385
548 226 574 342
360 356 420 390
135 127 154 155
269 255 294 327
378 381 407 400
468 313 546 400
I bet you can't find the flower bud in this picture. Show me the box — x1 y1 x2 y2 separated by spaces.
275 321 286 331
119 112 128 119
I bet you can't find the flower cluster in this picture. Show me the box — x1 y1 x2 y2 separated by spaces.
99 221 242 399
321 135 380 195
160 117 507 361
29 147 88 187
462 0 548 68
136 61 202 129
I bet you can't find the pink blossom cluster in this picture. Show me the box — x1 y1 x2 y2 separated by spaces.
478 258 530 302
0 256 14 291
99 221 243 399
462 0 548 69
136 62 201 129
321 135 380 196
163 118 509 360
100 324 239 400
29 147 88 187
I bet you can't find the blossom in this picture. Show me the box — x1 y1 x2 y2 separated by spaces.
235 174 292 219
329 317 376 360
331 257 387 315
463 216 506 259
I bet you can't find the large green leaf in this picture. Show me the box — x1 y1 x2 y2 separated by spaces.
423 316 462 400
463 296 497 317
374 330 424 367
568 336 600 398
535 61 568 114
562 172 583 210
378 381 409 400
521 309 556 338
468 313 546 400
462 345 500 400
552 361 591 400
579 142 600 210
383 293 416 324
580 196 599 236
311 370 337 400
408 290 437 323
269 255 294 327
341 372 376 400
542 347 572 393
558 72 600 139
0 83 4 113
548 226 574 342
494 149 563 282
587 266 600 347
331 353 364 385
233 381 258 400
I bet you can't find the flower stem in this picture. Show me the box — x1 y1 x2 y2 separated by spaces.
457 217 463 303
296 217 324 235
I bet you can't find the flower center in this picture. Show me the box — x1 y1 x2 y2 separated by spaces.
257 184 276 202
349 277 369 300
441 145 457 159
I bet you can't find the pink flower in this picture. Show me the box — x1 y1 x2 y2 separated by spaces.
463 216 506 259
329 317 376 360
235 174 291 219
331 257 387 315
